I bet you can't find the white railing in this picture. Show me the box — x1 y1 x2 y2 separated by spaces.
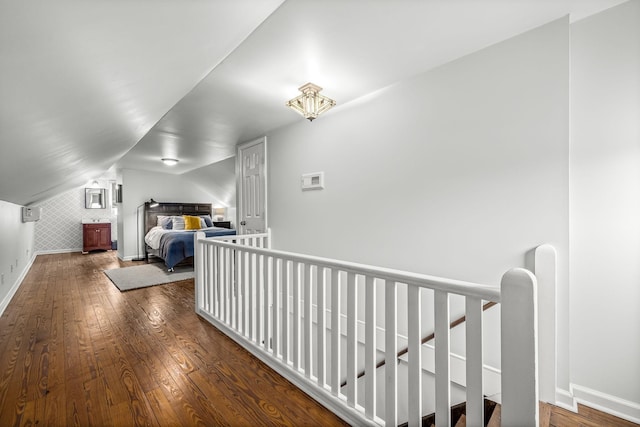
194 231 539 427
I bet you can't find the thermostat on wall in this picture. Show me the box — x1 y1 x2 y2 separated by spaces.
301 172 324 191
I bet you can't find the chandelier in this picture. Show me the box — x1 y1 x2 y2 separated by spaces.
286 82 336 121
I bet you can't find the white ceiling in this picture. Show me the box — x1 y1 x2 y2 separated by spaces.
0 0 627 206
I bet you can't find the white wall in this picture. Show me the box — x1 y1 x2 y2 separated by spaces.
570 0 640 415
0 200 35 316
118 159 237 260
268 17 569 374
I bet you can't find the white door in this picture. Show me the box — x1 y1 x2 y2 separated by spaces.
237 137 267 234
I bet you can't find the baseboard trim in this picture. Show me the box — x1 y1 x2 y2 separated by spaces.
555 384 640 424
571 384 640 424
0 253 36 317
35 248 82 255
555 387 578 411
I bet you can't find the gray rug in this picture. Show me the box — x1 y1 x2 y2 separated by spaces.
104 263 194 291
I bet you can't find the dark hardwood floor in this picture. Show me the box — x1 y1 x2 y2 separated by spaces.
0 251 348 426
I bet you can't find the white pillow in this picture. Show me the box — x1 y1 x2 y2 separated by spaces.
156 215 172 229
171 215 185 230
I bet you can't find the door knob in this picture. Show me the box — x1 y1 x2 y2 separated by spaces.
240 221 246 226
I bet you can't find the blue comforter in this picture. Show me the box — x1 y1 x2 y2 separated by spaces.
159 228 236 269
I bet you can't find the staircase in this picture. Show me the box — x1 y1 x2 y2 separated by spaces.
398 399 501 427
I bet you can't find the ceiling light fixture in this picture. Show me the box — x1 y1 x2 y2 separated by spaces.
161 158 179 166
286 82 336 121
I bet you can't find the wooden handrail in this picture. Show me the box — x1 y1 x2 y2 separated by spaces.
341 301 497 388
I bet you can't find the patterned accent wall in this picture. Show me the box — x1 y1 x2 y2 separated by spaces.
34 184 117 253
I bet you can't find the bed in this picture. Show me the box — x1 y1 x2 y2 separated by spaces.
143 202 236 270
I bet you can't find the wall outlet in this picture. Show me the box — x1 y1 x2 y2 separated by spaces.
15 259 18 267
1 274 4 285
10 265 13 273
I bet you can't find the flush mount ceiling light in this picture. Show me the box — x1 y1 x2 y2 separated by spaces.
286 82 336 121
161 158 179 166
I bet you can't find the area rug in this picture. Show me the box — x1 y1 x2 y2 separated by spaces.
104 263 194 291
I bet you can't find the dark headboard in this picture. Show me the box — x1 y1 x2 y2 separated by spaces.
144 202 212 235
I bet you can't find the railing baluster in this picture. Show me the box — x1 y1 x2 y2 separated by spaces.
317 265 326 388
234 247 240 331
194 234 203 311
256 253 263 346
213 245 219 317
346 271 357 407
220 246 226 321
282 260 290 364
331 269 340 396
272 257 280 356
241 249 248 336
408 285 422 427
227 247 233 326
465 296 483 427
293 261 301 370
304 263 312 378
434 290 451 427
263 255 270 350
207 244 214 313
218 246 224 319
248 251 255 341
365 275 376 419
385 280 397 427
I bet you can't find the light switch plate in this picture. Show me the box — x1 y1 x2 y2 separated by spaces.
301 172 324 191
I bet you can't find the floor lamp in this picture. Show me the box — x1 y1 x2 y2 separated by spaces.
133 198 159 261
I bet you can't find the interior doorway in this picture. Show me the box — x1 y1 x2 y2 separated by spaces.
236 137 267 234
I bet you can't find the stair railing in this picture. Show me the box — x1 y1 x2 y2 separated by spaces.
344 301 498 388
194 231 539 427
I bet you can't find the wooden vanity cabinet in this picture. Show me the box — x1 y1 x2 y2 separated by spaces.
83 223 111 253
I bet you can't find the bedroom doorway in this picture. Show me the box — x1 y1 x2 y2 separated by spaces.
237 137 267 234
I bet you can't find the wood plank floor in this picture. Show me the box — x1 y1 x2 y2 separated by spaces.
540 402 639 427
0 252 348 426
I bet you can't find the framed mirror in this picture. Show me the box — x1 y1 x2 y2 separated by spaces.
85 188 106 209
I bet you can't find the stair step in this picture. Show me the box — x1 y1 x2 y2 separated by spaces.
486 404 500 427
398 398 498 427
454 414 466 427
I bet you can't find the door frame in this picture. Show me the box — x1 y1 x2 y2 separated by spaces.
236 136 267 234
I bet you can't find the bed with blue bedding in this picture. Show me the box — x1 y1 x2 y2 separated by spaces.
143 201 236 270
155 227 235 269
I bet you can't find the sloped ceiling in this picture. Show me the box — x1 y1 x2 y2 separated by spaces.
0 0 628 206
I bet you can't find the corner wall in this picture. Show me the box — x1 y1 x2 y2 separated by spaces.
0 200 36 316
569 0 640 418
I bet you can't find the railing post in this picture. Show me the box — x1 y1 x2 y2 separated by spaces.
194 231 205 313
501 268 539 427
535 244 557 404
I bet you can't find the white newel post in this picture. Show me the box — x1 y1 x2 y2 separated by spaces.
535 244 557 404
501 268 539 427
194 231 206 313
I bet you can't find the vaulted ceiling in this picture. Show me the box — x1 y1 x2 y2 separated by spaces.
0 0 627 206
